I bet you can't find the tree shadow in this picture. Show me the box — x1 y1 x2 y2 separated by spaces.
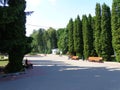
0 59 120 90
27 60 120 90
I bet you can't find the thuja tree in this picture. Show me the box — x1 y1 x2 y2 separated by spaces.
73 15 83 58
67 18 74 55
101 3 114 61
0 0 32 73
95 3 102 56
88 14 95 56
82 15 91 59
112 0 120 62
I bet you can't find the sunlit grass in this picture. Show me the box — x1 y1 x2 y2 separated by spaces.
0 55 8 67
0 61 8 67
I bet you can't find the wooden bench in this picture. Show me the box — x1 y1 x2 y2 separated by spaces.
88 57 103 63
71 56 79 60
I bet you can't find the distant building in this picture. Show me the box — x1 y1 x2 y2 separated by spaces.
52 49 59 55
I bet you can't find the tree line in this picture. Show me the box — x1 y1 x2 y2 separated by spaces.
31 27 58 54
31 0 120 62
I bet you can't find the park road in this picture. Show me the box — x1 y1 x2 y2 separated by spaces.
0 54 120 90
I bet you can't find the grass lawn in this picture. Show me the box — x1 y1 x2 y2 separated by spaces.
0 55 8 67
0 61 8 67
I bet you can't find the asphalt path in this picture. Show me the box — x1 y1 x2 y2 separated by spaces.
0 54 120 90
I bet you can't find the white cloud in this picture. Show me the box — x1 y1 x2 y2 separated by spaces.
26 0 42 10
48 0 57 5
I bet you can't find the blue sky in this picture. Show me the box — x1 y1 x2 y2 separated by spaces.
25 0 112 36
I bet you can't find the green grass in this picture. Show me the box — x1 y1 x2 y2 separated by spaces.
0 61 8 67
0 55 8 67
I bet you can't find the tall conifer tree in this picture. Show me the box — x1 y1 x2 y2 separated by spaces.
88 14 95 56
67 18 74 55
112 0 120 62
82 15 91 59
73 15 83 58
101 3 114 61
95 3 102 56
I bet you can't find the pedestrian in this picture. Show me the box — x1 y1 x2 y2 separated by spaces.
25 58 33 69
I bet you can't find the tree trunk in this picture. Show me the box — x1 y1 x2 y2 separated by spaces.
4 50 24 73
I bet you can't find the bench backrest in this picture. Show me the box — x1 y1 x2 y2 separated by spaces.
71 56 79 60
88 57 102 59
88 57 103 61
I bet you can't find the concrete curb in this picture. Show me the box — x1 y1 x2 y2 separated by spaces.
0 71 26 78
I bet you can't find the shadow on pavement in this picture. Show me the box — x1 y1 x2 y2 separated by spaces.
0 59 120 90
